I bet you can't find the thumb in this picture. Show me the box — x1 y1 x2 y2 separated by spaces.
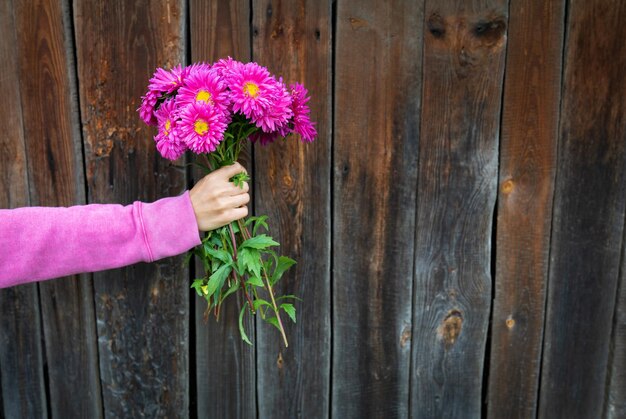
217 162 247 180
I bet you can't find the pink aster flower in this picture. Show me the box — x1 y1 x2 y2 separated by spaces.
228 62 278 120
185 62 211 76
179 102 228 154
149 64 187 94
289 83 317 142
252 78 293 133
139 90 159 126
153 99 186 160
176 68 230 111
211 56 243 80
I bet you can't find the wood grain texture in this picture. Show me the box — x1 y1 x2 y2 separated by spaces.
189 1 256 418
605 233 626 418
0 0 47 417
486 0 564 417
252 1 332 418
0 287 47 419
0 0 29 209
73 1 188 416
12 0 103 416
333 1 422 417
410 1 507 417
539 1 626 418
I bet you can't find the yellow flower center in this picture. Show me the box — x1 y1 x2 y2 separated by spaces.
243 81 260 98
195 89 211 103
164 119 171 135
194 119 209 135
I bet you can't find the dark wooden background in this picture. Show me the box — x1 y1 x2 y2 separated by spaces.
1 0 625 418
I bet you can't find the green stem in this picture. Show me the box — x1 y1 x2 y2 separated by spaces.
229 222 254 311
237 219 289 347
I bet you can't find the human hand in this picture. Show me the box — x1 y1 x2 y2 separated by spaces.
189 162 250 231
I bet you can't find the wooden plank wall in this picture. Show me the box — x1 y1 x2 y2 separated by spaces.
333 0 421 417
73 1 189 417
189 1 256 418
412 1 507 417
539 1 626 418
1 1 626 418
253 1 332 418
487 0 564 417
0 0 47 417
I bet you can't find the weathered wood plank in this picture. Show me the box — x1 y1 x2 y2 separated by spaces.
189 1 256 418
605 233 626 418
0 287 47 419
73 1 188 416
486 0 564 417
410 1 508 417
0 0 47 417
252 1 332 418
333 1 422 417
0 367 3 419
539 1 626 418
12 0 103 416
0 2 28 212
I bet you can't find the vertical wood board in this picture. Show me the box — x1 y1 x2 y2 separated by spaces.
333 0 423 417
0 0 47 417
12 0 103 416
410 1 508 417
73 1 189 416
605 229 626 418
539 1 626 418
252 0 332 418
487 0 564 417
189 1 256 418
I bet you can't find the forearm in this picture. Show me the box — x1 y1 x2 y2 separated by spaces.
0 191 201 288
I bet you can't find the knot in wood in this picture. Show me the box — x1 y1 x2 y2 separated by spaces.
506 315 515 329
400 326 411 348
439 309 463 349
277 351 284 369
501 179 514 194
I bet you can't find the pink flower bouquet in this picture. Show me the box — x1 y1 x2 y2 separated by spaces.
138 58 316 347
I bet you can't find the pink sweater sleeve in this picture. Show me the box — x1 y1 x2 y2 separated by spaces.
0 191 201 288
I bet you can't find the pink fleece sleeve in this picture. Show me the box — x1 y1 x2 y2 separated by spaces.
0 191 201 288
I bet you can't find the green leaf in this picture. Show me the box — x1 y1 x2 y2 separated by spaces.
204 245 232 264
239 248 262 278
190 279 205 297
239 305 253 345
281 303 296 323
240 234 279 250
206 264 232 299
253 299 272 311
242 125 259 139
271 256 297 286
230 221 240 234
253 215 269 236
208 235 222 248
266 316 282 332
220 278 240 303
246 275 264 287
231 172 250 188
